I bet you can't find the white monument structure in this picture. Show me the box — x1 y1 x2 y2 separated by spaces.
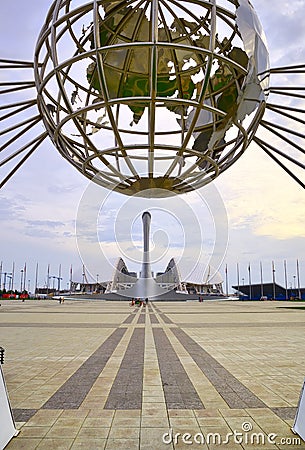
114 211 172 299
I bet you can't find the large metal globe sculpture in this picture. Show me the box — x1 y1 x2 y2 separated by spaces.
26 1 270 196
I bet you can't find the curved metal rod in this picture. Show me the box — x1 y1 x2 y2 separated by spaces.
164 0 217 177
35 41 248 94
92 0 139 179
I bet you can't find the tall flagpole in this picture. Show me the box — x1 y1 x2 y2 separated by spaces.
0 261 2 289
23 262 27 292
225 264 228 296
20 267 24 292
248 263 252 300
46 263 50 294
58 264 62 292
237 262 240 294
260 261 264 298
284 259 288 300
11 262 15 292
35 262 39 296
70 264 73 293
297 259 301 299
272 261 276 299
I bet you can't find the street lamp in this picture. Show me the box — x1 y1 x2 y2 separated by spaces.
293 275 296 290
96 274 99 284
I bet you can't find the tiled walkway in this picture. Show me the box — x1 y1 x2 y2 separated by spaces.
1 299 305 449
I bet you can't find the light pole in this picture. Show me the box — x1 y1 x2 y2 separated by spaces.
20 269 24 292
7 274 12 291
272 261 276 300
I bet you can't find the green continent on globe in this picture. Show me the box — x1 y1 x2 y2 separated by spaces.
86 4 199 124
86 4 248 129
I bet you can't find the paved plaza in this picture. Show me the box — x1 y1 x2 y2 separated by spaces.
1 299 305 449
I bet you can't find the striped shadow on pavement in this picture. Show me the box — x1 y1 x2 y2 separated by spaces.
172 328 266 409
42 328 127 409
153 328 204 409
104 328 145 409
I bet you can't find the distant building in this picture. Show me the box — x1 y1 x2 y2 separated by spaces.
232 283 305 300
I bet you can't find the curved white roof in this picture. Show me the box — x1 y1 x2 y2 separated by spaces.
178 260 223 285
73 258 223 286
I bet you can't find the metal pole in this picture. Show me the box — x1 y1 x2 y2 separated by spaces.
35 262 39 295
297 259 301 299
11 262 15 291
248 263 252 300
8 275 12 291
237 262 240 294
20 269 24 292
46 264 50 294
284 260 288 300
225 264 228 296
259 261 264 298
272 261 276 299
70 265 73 293
23 263 27 292
58 264 62 292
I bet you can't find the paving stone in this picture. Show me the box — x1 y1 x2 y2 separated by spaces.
36 438 74 449
2 299 302 449
153 328 204 410
5 437 42 449
104 329 145 409
171 328 266 409
12 408 38 422
71 438 107 449
42 328 126 409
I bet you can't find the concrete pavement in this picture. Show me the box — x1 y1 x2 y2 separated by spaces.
0 299 305 449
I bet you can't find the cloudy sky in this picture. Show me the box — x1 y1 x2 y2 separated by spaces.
1 0 305 292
